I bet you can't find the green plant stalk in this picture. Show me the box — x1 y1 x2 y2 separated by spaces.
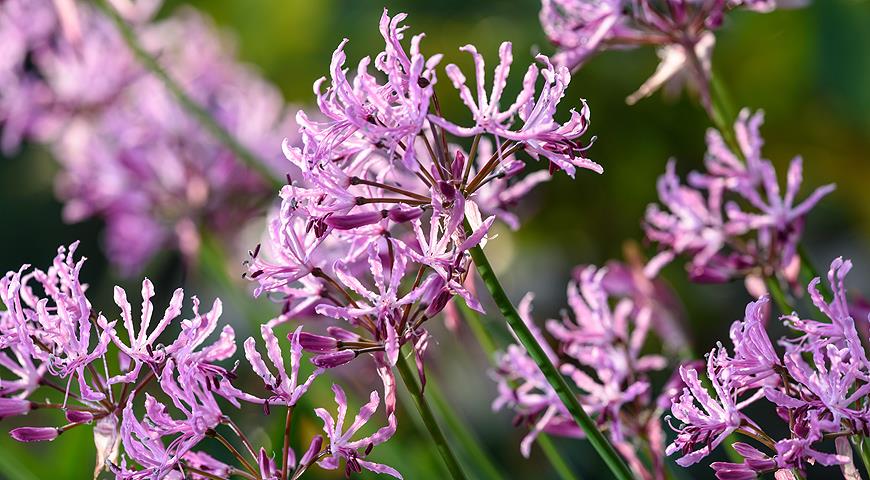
466 229 634 480
395 351 469 480
94 0 283 190
764 276 794 315
459 302 582 480
536 435 580 480
852 436 870 477
426 379 505 480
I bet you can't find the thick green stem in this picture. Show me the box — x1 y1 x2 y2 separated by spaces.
95 0 283 190
426 379 505 480
395 351 469 480
466 233 634 480
852 436 870 477
764 275 794 315
537 435 581 480
460 302 581 480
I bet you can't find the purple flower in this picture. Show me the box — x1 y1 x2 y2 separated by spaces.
666 349 762 467
493 268 670 479
314 384 401 478
644 159 730 278
727 297 782 388
644 108 833 285
0 1 298 274
103 279 184 384
301 10 440 171
431 45 600 177
0 398 31 419
0 242 111 403
244 325 322 407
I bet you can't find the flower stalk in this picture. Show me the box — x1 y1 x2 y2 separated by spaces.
465 225 634 480
395 350 469 480
458 302 581 480
426 380 505 480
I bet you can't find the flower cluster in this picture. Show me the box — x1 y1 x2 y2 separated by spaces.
643 108 834 286
492 263 678 479
0 0 295 274
667 257 870 478
539 0 795 105
246 9 598 403
0 243 400 479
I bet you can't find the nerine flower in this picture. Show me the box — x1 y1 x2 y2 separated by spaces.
0 0 297 274
538 0 799 105
247 10 598 413
315 384 400 478
493 265 672 479
244 325 322 408
666 349 761 467
0 242 111 402
644 108 834 285
0 244 333 479
668 258 870 478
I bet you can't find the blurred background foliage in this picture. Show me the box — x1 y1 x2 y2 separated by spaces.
1 0 869 478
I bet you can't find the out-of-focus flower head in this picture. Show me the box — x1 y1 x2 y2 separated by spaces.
539 0 804 106
492 265 671 479
0 0 297 275
643 108 834 287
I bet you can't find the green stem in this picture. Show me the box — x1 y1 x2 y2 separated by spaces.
764 275 794 315
708 71 737 141
537 435 581 480
460 301 581 480
426 379 505 480
852 436 870 477
466 230 634 480
94 0 283 190
395 351 469 480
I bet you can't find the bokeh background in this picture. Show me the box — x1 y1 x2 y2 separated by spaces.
1 0 869 478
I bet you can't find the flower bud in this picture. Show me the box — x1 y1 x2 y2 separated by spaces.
424 289 453 318
300 435 323 466
311 350 356 368
65 410 94 424
0 398 31 419
258 447 279 477
297 332 338 353
387 206 423 223
10 426 60 442
325 210 387 230
500 159 525 179
451 151 466 180
326 326 360 342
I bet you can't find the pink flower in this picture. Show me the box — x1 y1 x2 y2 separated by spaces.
644 109 833 285
666 349 762 467
103 279 184 384
244 325 322 407
314 384 401 478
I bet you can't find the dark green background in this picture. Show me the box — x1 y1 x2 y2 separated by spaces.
1 1 869 478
